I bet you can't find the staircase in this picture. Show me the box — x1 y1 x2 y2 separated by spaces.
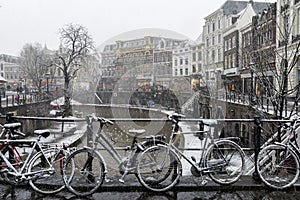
181 91 200 114
244 124 297 175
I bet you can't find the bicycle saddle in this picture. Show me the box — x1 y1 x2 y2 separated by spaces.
3 123 22 129
34 129 51 138
129 129 145 136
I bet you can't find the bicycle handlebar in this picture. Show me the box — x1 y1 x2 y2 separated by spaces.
86 114 114 125
167 113 185 123
97 117 114 125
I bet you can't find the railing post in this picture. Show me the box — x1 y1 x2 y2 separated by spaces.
86 116 93 147
252 115 262 182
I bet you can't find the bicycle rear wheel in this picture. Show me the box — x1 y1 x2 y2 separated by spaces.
137 144 182 192
257 144 300 189
205 140 245 185
28 148 72 194
62 147 106 197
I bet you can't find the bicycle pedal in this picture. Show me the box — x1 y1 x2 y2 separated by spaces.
201 180 208 185
118 178 125 184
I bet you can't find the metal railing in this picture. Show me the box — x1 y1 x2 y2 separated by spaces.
1 113 295 181
0 93 49 108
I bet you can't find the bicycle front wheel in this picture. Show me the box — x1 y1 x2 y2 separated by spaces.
62 147 106 197
137 144 182 192
205 140 245 185
28 148 71 194
257 144 300 189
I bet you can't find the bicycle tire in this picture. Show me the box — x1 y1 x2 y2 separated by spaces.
28 148 73 194
62 147 106 197
137 144 182 192
132 140 172 182
257 143 300 189
205 140 245 185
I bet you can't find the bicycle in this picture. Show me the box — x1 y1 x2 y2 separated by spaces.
0 122 73 194
137 113 245 192
62 114 168 197
0 122 26 184
256 116 300 189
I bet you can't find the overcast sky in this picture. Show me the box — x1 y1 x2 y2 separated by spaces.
0 0 276 56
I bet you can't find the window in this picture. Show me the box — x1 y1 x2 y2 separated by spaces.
180 58 183 65
232 36 236 48
192 53 196 62
185 68 188 75
174 59 178 66
185 58 188 65
218 34 221 44
232 53 236 68
212 50 215 63
175 69 178 76
218 48 221 62
198 63 202 71
212 22 215 32
198 52 202 61
206 38 210 47
212 36 215 45
218 19 221 29
192 65 196 73
180 69 183 75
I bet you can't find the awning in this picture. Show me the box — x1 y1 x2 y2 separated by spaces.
0 76 7 83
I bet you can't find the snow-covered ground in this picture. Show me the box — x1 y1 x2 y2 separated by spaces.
179 121 211 175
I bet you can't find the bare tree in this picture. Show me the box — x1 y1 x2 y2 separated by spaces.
55 23 95 116
19 43 51 96
234 2 300 123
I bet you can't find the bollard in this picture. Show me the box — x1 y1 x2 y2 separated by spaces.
252 115 262 182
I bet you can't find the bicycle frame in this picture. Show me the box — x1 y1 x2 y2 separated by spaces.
0 142 23 168
82 116 166 183
0 138 53 180
166 122 229 173
92 124 141 171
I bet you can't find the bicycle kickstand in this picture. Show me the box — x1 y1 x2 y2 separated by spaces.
119 170 128 184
